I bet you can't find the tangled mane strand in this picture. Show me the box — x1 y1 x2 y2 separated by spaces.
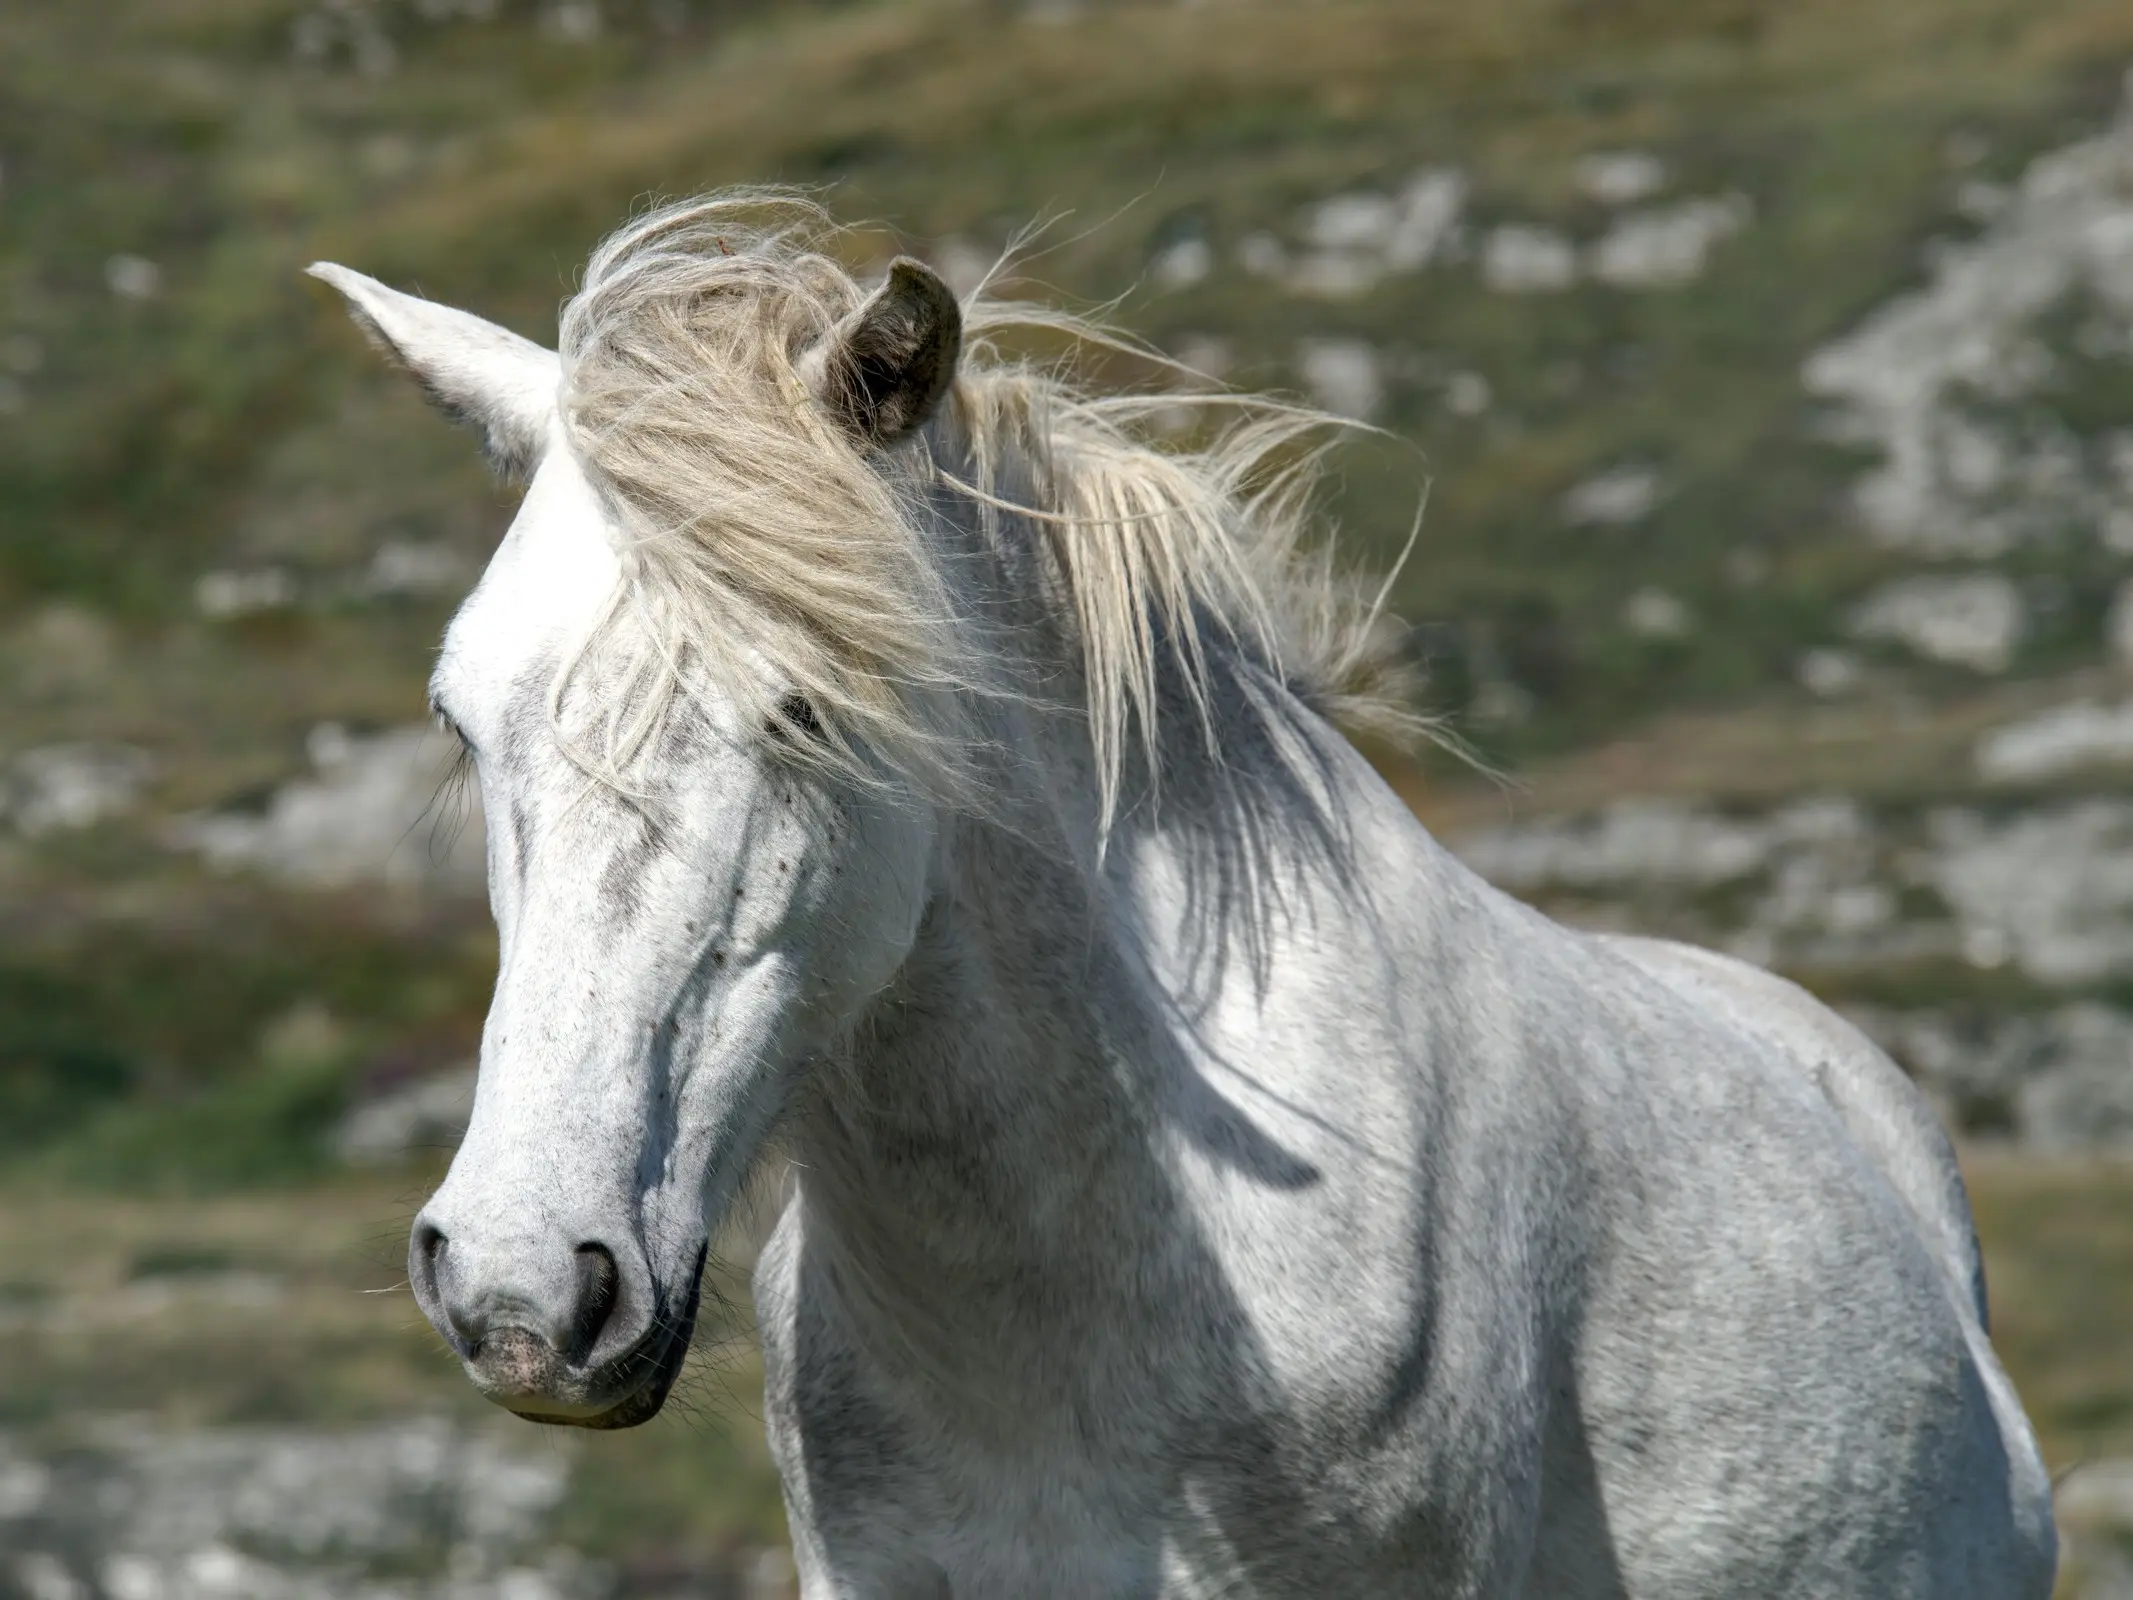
557 189 1424 831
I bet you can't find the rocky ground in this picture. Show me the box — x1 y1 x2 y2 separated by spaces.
0 1183 791 1599
0 1417 797 1600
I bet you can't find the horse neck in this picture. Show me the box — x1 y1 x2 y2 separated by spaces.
787 742 1173 1308
779 429 1364 1377
782 606 1218 1380
787 709 1364 1403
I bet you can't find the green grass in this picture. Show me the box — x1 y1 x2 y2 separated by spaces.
0 885 494 1188
1971 1155 2133 1472
5 0 2130 776
10 0 2133 728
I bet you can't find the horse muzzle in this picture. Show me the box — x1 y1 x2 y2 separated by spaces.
409 1209 708 1429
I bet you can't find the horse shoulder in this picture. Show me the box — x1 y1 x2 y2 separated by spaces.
1596 932 1984 1318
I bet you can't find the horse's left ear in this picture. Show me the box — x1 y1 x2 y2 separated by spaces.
806 257 962 447
307 262 559 482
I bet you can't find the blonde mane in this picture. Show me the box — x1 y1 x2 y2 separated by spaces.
556 190 1421 831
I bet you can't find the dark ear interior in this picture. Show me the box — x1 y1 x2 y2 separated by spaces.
818 258 963 446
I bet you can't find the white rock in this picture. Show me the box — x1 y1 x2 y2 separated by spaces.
539 0 602 42
98 1557 157 1600
1456 780 2133 1048
1300 193 1398 253
1622 588 1692 638
1928 802 2133 983
1385 169 1467 269
362 540 469 599
1286 250 1386 299
1282 169 1467 295
1797 648 1864 698
1150 236 1213 290
0 1447 51 1520
1562 466 1663 527
351 22 398 76
1443 370 1491 417
1454 799 1775 891
1169 335 1233 384
3 744 156 835
1577 151 1667 206
0 1417 582 1584
1804 80 2133 554
1237 232 1288 278
1297 338 1384 421
1588 194 1752 289
927 237 994 300
1456 794 1930 977
2017 1003 2133 1151
104 256 161 302
1977 699 2133 781
333 1064 478 1166
1482 225 1578 293
1871 1000 2133 1150
170 724 483 891
290 10 332 62
1841 1005 2133 1146
9 1554 78 1600
195 568 296 619
1847 571 2024 671
1938 412 2007 496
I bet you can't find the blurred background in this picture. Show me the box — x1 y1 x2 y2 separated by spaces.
7 0 2133 1593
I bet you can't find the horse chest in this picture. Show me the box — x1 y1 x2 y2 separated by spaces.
755 1190 1543 1600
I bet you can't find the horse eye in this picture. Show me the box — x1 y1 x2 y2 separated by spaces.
770 693 821 738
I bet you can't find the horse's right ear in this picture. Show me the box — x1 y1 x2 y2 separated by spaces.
803 257 962 448
307 262 559 482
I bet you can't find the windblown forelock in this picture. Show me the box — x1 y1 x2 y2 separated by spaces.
553 188 1432 830
557 193 978 798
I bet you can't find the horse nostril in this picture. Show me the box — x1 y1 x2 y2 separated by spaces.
568 1242 620 1364
409 1221 448 1310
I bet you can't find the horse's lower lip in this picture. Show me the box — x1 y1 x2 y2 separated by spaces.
507 1243 708 1432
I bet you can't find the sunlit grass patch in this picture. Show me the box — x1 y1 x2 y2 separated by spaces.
1968 1154 2133 1471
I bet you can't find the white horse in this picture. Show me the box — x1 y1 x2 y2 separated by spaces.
312 193 2056 1598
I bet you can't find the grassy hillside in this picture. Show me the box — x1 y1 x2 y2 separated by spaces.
8 0 2133 1180
10 0 2133 1589
12 0 2133 702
